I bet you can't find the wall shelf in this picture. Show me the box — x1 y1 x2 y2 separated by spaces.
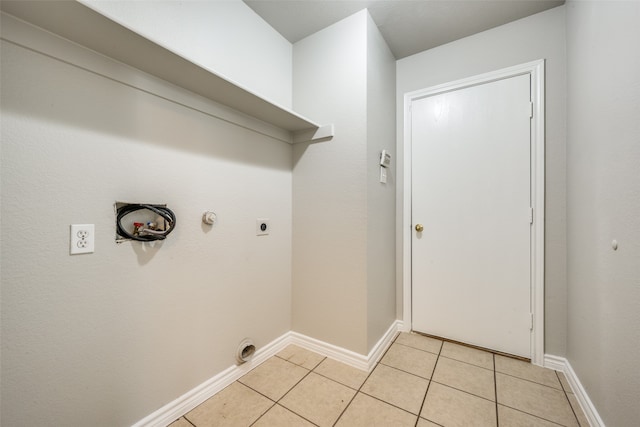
0 0 333 143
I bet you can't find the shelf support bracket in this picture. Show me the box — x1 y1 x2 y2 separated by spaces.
292 124 334 144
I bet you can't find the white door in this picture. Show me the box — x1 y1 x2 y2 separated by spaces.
411 74 532 358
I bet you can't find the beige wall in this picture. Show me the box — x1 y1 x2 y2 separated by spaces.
566 1 640 424
366 13 397 351
83 0 293 108
292 10 397 354
292 11 369 353
396 6 568 355
6 2 619 426
1 5 399 424
0 14 293 427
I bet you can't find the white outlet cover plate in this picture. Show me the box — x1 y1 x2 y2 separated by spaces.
70 224 95 254
256 219 270 236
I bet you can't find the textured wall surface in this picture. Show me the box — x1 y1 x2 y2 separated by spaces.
292 10 397 354
83 0 293 107
292 11 369 353
1 19 292 425
396 6 567 355
566 1 640 425
365 13 397 352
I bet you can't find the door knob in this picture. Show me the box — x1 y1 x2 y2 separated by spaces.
415 224 424 232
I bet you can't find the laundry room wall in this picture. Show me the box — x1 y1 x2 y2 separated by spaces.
396 5 567 356
292 9 397 355
565 1 640 424
82 0 292 107
0 5 294 425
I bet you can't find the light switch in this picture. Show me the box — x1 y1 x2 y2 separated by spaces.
379 167 387 184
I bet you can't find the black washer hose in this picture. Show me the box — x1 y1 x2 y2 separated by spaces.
116 204 176 242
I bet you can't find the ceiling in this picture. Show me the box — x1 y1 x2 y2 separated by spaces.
244 0 564 59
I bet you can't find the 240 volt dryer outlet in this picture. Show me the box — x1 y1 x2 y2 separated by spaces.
256 219 270 236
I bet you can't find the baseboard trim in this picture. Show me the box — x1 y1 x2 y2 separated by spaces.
366 320 403 369
133 321 402 426
132 333 291 427
288 331 369 371
290 320 403 372
544 354 605 427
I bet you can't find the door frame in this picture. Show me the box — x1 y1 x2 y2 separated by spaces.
400 60 545 365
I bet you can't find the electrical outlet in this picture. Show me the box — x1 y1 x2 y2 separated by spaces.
70 224 95 254
256 219 270 236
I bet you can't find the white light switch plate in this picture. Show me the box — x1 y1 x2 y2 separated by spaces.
379 167 388 184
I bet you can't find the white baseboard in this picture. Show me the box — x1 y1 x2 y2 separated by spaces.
544 354 605 427
134 320 403 426
366 320 403 369
288 331 369 371
132 333 290 427
290 320 403 372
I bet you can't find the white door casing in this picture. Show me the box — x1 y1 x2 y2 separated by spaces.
400 60 545 364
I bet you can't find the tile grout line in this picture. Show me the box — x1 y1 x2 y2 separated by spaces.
247 359 316 426
246 401 278 427
413 340 444 427
494 354 499 427
496 370 565 391
394 341 442 357
247 401 320 427
177 340 565 427
181 381 259 427
181 415 197 427
498 403 571 427
357 391 426 419
331 333 402 426
244 352 326 427
555 370 568 393
436 353 495 371
311 370 362 391
377 360 434 381
236 380 279 402
231 381 279 427
271 356 326 426
427 379 496 403
556 370 583 426
494 373 577 425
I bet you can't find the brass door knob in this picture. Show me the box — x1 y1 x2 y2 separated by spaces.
415 224 424 232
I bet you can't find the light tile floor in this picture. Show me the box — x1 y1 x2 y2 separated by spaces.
169 333 590 427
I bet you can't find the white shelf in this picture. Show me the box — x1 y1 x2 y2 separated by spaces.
0 0 333 142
